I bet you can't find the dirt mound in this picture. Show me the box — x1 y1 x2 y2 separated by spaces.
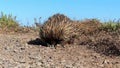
73 19 101 35
77 29 120 56
90 36 120 56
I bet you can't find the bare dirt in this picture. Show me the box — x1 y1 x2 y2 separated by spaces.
0 32 120 68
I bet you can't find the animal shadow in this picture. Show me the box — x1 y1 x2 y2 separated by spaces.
27 38 47 47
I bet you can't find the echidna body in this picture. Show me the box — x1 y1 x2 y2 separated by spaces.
45 13 72 24
39 14 78 47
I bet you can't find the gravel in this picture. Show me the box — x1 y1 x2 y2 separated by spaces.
0 33 120 68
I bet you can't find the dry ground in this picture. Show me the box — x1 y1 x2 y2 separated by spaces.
0 32 120 68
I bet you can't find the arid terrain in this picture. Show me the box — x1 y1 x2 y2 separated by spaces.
0 32 120 68
0 13 120 68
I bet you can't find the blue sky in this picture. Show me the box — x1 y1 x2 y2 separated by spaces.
0 0 120 25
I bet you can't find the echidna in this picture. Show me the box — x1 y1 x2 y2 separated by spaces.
39 14 78 47
45 13 72 24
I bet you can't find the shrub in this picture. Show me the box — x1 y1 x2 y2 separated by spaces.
101 20 120 31
0 12 19 28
